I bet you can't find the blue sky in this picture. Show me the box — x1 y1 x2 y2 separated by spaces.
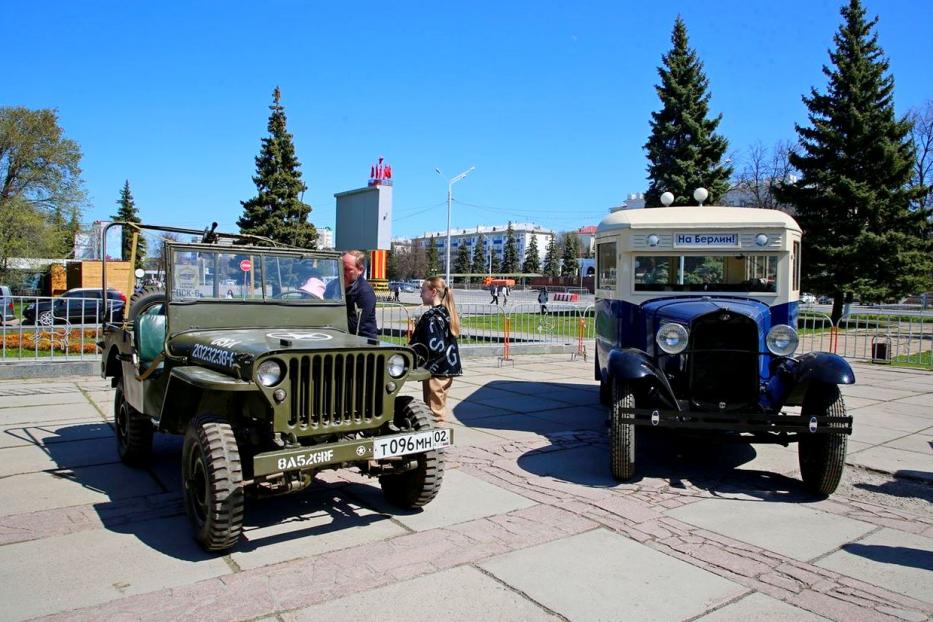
5 1 931 240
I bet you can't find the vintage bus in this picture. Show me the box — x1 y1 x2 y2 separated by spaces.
594 204 854 495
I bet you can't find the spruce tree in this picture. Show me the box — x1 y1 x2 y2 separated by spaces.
502 222 519 273
775 0 931 321
522 234 541 274
454 241 472 284
490 250 502 274
543 235 561 277
644 17 731 207
112 180 146 270
425 236 440 276
472 234 488 275
387 246 399 281
238 87 317 248
560 233 579 277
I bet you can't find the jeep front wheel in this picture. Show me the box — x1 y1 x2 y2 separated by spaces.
379 396 445 508
182 416 244 551
114 380 153 466
609 380 636 481
798 385 848 496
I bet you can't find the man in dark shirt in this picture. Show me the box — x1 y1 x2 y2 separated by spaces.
342 250 378 339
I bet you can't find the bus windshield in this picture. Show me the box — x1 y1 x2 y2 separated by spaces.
633 254 778 293
170 248 342 302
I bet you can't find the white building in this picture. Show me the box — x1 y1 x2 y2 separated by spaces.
412 223 554 273
317 226 334 249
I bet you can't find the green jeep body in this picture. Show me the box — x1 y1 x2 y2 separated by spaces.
99 223 449 551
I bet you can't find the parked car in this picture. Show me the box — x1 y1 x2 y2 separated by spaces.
801 292 817 304
23 288 127 325
1 285 15 323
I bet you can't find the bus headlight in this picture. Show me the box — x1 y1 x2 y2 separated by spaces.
387 354 408 378
766 324 799 357
656 323 689 354
257 359 285 386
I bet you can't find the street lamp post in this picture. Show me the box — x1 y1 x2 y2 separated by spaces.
436 166 476 284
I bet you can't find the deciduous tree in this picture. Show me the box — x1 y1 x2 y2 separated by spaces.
0 107 85 277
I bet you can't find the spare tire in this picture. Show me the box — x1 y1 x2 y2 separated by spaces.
128 286 166 321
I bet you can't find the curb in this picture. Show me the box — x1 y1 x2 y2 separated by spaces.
0 360 100 379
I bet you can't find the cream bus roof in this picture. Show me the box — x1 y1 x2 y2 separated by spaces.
597 206 801 234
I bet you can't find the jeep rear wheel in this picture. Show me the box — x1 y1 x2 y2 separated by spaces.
379 396 445 508
182 416 244 551
114 380 153 466
798 385 848 496
609 380 636 481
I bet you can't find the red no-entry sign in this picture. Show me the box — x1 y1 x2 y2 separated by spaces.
239 259 252 272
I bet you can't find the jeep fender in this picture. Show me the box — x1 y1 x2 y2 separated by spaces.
604 348 679 410
783 352 856 405
159 366 257 434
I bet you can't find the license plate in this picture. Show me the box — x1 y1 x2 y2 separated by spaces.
372 429 452 460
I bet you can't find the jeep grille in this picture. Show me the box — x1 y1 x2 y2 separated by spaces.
288 353 385 428
687 312 759 408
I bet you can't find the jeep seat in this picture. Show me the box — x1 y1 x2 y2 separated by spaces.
137 304 166 369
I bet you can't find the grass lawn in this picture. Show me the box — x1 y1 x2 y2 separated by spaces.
461 312 593 338
890 350 933 371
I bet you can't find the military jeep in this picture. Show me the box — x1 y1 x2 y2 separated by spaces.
99 223 450 551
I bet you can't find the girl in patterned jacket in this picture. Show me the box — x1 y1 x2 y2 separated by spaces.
410 276 462 422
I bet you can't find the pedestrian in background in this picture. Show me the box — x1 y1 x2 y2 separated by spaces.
489 284 499 305
538 288 549 314
502 284 509 305
410 276 462 423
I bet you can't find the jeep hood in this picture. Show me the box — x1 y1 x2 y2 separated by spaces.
642 296 770 326
169 328 405 376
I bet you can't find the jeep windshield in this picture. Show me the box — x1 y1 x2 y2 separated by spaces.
634 254 778 293
170 247 342 302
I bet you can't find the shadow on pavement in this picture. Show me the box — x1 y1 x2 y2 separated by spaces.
34 422 393 559
841 543 933 571
455 380 817 501
517 430 814 501
854 470 933 503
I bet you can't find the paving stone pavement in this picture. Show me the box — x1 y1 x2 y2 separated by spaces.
0 356 929 621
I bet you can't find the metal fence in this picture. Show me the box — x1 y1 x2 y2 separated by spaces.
3 296 930 368
1 295 123 361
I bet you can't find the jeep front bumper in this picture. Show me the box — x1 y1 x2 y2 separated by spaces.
253 427 454 477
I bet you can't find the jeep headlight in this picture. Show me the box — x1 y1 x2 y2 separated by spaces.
656 322 689 354
387 354 407 378
257 359 285 386
766 324 799 357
